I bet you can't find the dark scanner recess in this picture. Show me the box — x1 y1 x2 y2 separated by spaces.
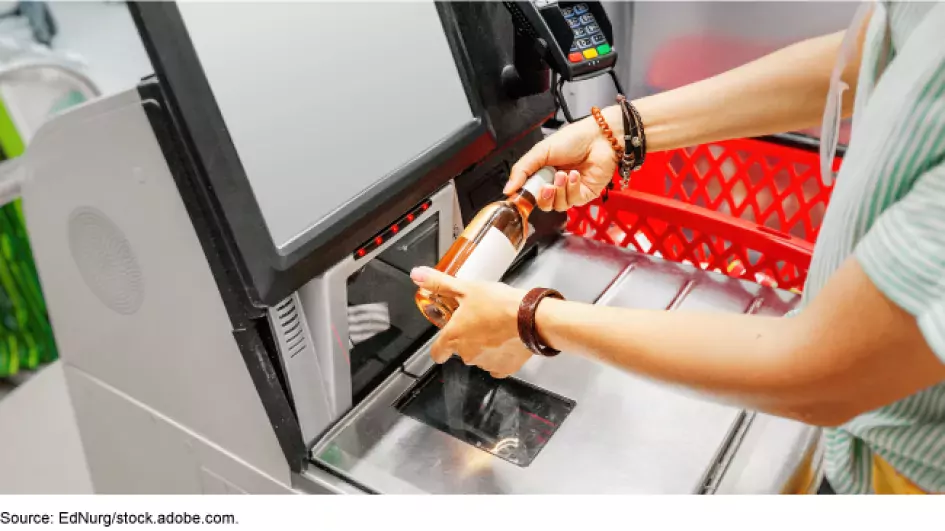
396 357 575 468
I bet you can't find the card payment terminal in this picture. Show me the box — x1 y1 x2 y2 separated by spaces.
504 1 623 121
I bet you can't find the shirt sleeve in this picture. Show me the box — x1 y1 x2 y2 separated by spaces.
855 162 945 362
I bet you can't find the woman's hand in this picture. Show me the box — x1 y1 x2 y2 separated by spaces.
505 109 622 212
410 266 532 378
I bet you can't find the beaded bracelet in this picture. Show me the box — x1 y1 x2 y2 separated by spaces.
590 106 622 202
591 98 648 198
590 106 623 164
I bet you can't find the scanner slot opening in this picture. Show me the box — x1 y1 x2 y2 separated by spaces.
347 215 442 405
395 357 575 468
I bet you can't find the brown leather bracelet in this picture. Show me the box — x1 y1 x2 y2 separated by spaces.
517 287 565 357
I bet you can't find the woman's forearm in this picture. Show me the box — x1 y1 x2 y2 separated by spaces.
532 299 860 425
535 299 804 396
530 258 945 427
601 29 862 152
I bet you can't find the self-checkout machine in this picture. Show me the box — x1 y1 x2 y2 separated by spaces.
11 1 821 494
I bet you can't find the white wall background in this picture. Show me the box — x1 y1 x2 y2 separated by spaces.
624 1 858 96
0 1 151 96
0 2 150 142
47 1 152 96
563 1 859 132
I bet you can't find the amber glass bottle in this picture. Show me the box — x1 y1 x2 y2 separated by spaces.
415 167 556 328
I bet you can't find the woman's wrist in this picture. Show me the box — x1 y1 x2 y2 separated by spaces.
587 103 659 157
601 105 626 150
533 297 567 353
577 105 626 150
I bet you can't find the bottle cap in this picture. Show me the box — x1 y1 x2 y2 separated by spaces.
521 166 556 199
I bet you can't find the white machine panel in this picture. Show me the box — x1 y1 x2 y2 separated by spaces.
20 90 293 491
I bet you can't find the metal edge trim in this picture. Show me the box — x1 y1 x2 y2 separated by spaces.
697 293 770 494
591 258 639 306
698 411 757 494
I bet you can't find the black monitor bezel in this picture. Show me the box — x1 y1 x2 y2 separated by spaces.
129 2 496 307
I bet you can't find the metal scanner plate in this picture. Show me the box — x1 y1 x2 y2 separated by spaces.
310 236 801 494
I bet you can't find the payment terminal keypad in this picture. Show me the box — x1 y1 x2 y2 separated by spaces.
564 3 612 63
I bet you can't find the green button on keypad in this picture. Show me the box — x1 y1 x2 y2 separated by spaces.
596 44 611 55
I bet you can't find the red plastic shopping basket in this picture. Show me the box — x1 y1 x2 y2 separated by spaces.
567 137 841 293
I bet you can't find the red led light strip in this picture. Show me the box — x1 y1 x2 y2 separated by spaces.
353 200 433 260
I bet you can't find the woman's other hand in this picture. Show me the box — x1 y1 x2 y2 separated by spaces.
505 109 622 212
410 266 532 379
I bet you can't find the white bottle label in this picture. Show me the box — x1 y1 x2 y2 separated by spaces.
454 227 518 282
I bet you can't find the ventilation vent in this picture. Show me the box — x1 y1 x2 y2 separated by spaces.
274 296 308 358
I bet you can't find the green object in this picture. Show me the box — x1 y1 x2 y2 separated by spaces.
0 92 75 378
49 90 86 116
0 98 25 158
319 444 345 467
596 43 611 55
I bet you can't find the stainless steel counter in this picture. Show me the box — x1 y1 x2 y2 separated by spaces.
309 235 819 494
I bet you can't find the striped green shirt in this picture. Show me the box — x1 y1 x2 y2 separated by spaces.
803 0 945 493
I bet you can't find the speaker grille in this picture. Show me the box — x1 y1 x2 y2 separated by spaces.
68 207 144 315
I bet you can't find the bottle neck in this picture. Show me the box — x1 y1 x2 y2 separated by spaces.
511 172 550 218
520 172 549 200
510 191 536 218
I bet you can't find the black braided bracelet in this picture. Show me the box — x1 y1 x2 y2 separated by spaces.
616 95 647 189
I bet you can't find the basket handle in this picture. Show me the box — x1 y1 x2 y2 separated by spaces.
757 225 792 241
577 189 816 272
